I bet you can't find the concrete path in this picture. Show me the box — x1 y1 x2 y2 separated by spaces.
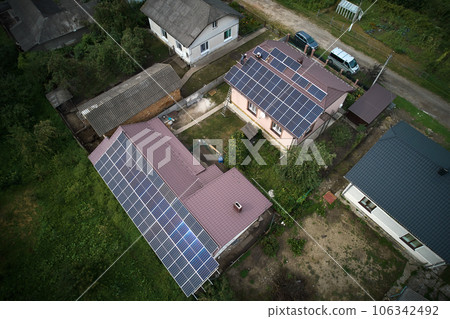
174 103 224 134
238 0 450 128
180 27 268 86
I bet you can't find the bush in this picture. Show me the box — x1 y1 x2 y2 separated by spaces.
288 238 307 256
261 235 280 257
329 124 353 147
240 269 249 278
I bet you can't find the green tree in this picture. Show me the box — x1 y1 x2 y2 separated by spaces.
34 120 58 154
224 131 249 168
119 27 149 74
278 142 335 192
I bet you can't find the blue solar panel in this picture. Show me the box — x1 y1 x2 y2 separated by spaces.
271 48 287 62
270 58 286 72
253 46 269 60
93 133 219 297
314 89 327 101
307 84 319 96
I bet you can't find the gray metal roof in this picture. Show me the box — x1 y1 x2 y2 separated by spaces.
77 64 181 136
7 0 95 51
140 0 242 47
45 88 72 108
345 121 450 263
348 84 396 124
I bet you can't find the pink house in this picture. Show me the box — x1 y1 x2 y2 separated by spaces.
224 40 354 149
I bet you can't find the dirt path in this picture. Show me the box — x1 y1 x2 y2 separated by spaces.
237 0 450 128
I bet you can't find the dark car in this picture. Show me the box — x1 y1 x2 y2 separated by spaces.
294 31 318 50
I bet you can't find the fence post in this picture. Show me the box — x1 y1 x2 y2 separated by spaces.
304 44 309 54
340 69 343 75
286 33 290 43
311 48 315 57
354 79 359 86
325 59 329 66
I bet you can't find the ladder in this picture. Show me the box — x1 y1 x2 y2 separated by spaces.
221 87 232 117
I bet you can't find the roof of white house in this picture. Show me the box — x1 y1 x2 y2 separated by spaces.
345 122 450 263
140 0 242 47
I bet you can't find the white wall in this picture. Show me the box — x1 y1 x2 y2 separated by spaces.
148 18 191 63
147 15 239 65
342 183 445 267
325 93 347 115
189 15 239 64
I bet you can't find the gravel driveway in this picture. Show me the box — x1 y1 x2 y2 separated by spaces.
238 0 450 128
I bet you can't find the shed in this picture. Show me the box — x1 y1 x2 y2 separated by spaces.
77 64 181 136
347 84 396 125
45 88 73 109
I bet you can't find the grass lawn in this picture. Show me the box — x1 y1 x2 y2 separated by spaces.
181 30 276 96
394 96 450 149
208 82 230 106
177 109 245 150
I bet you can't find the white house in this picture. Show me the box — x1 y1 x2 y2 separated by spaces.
140 0 242 65
343 122 450 268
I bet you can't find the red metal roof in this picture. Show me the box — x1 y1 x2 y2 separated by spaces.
89 118 272 249
184 168 273 248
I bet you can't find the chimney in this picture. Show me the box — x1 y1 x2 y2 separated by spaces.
438 168 448 176
234 202 242 212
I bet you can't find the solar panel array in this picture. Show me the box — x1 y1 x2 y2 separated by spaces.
93 132 219 297
251 47 327 104
225 57 323 138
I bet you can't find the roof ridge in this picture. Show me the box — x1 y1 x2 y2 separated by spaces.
381 124 447 169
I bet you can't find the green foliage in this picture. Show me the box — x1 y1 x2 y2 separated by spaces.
329 123 353 147
278 142 335 192
198 276 235 301
240 269 250 278
274 0 336 11
224 130 249 168
343 87 365 110
288 238 307 256
230 2 264 35
260 235 280 257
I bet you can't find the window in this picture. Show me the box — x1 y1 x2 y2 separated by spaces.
400 234 423 250
200 41 209 54
247 102 257 115
161 28 167 39
271 121 282 136
224 28 232 41
359 197 376 212
176 41 182 51
212 20 218 28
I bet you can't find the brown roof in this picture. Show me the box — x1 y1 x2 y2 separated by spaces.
348 84 396 124
184 168 272 248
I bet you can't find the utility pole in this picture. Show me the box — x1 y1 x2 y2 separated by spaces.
348 1 362 32
372 52 393 87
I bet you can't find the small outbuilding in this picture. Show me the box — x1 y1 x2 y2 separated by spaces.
336 0 363 21
347 84 396 125
77 64 181 137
